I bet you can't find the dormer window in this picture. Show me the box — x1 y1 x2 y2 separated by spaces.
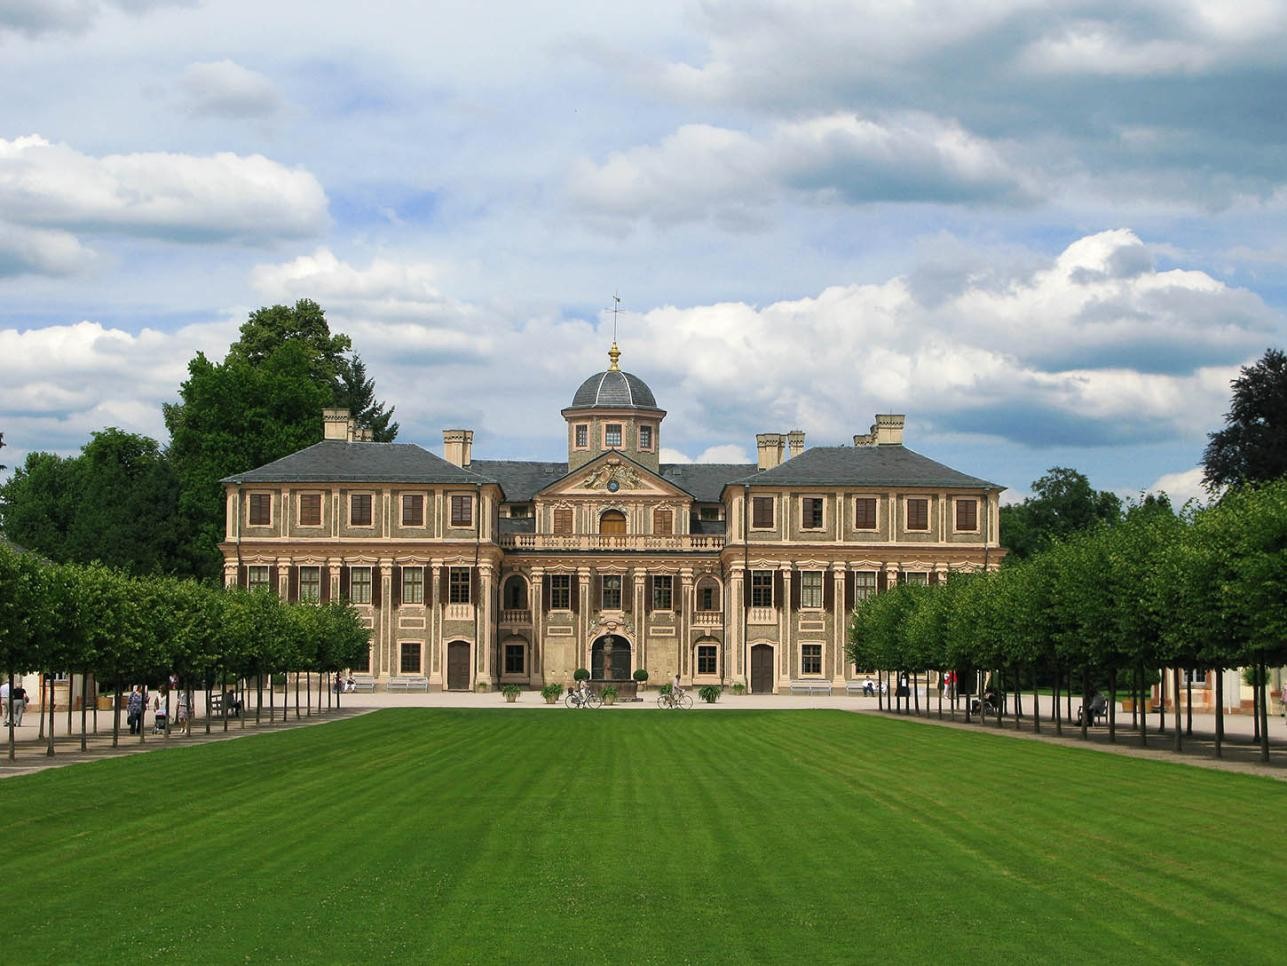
605 424 623 448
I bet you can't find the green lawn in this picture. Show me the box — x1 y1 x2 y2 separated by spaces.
4 710 1282 964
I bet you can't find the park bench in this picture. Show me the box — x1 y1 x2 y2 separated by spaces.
1077 695 1109 726
789 680 833 696
845 681 877 696
385 676 430 693
350 676 376 693
208 693 241 717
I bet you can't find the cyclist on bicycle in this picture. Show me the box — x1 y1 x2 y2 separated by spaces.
671 673 683 705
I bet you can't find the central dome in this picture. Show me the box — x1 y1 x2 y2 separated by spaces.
570 368 658 410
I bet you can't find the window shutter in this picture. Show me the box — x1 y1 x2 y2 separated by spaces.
339 566 350 601
623 578 632 613
844 572 854 612
289 567 299 602
593 575 602 612
471 568 478 605
877 570 888 593
372 571 382 609
237 565 247 589
790 572 800 610
571 578 580 612
440 566 449 603
824 574 834 610
743 574 752 606
321 567 331 603
269 565 279 596
774 571 783 609
542 575 552 612
929 570 939 586
392 566 402 608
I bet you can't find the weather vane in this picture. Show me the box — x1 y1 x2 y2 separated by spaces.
611 292 622 343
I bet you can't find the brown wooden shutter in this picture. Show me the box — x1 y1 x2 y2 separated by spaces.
542 575 552 612
471 568 478 605
288 566 299 602
571 578 580 612
929 570 940 586
623 578 633 613
321 566 331 603
774 570 783 609
237 565 247 589
790 572 800 610
743 574 752 606
269 565 279 596
824 574 834 610
372 571 382 609
877 570 888 593
392 566 402 608
339 566 350 601
440 566 449 603
844 572 855 612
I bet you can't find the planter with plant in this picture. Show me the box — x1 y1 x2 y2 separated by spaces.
501 684 522 703
731 682 746 696
633 668 649 691
573 668 590 682
659 683 673 696
540 683 563 705
698 685 722 704
476 681 490 693
600 686 618 706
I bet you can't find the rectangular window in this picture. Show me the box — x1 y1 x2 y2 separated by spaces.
450 495 473 528
351 648 370 673
699 585 717 611
402 494 424 527
601 574 622 610
751 570 774 607
510 504 531 518
449 567 471 604
550 574 571 610
350 493 373 527
350 567 372 604
697 645 717 675
752 496 775 528
605 423 623 447
574 424 588 448
402 567 424 605
1184 668 1206 686
955 498 978 531
699 506 720 521
651 575 672 610
639 425 653 450
654 508 673 534
801 644 822 676
505 643 525 675
854 497 877 530
247 565 270 592
906 498 929 531
299 566 321 602
800 571 823 609
400 642 421 674
553 508 574 534
854 571 877 603
903 572 929 586
249 493 272 526
299 493 322 527
802 497 824 529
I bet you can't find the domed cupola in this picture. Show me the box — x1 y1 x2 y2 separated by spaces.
562 342 666 473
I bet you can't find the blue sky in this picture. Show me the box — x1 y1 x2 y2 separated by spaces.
3 0 1287 504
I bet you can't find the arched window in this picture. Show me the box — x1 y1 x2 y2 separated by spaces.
503 575 528 610
695 576 721 611
599 509 627 535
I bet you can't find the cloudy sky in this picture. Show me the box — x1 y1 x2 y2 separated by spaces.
4 0 1287 504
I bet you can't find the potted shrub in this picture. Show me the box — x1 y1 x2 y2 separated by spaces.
633 668 649 692
540 683 563 705
601 685 618 706
731 682 746 696
573 668 590 683
476 681 490 693
698 684 722 704
659 683 673 696
501 684 521 703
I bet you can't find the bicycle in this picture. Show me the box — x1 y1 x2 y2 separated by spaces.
656 688 693 710
565 686 601 710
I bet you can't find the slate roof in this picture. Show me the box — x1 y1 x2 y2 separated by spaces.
469 460 569 503
221 441 489 485
660 463 756 503
729 446 999 490
568 369 658 410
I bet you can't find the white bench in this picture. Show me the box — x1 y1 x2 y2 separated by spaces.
789 680 833 696
385 676 429 693
349 676 376 693
845 681 876 696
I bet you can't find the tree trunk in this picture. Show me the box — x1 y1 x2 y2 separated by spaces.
205 673 212 735
1252 678 1260 742
46 674 56 756
1080 667 1089 741
80 671 88 752
240 678 246 730
1130 667 1138 729
1053 673 1061 735
1157 670 1166 734
1259 655 1270 764
296 671 301 720
1173 667 1182 752
7 671 15 761
269 672 275 724
1108 667 1116 744
1186 674 1193 737
256 671 263 725
913 671 920 715
937 671 942 720
1066 671 1072 724
1032 666 1041 734
1138 664 1147 748
1214 668 1223 759
112 677 120 750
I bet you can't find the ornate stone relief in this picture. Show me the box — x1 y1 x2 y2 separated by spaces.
583 459 642 492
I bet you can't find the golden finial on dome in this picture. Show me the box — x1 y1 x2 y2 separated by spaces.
608 341 621 371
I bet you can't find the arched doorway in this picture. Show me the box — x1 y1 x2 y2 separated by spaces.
750 643 774 694
502 575 527 610
591 634 632 681
599 510 626 535
446 640 471 691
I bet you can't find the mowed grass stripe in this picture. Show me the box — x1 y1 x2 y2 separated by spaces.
2 709 1281 964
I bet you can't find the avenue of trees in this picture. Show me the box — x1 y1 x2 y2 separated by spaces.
0 540 370 756
0 299 398 581
848 480 1287 761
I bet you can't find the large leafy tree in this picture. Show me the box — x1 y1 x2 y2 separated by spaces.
1202 348 1287 489
1000 466 1122 559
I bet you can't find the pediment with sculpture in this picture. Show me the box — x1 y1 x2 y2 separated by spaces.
536 451 689 501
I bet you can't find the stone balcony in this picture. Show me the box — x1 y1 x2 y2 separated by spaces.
693 612 723 627
500 609 532 625
498 533 725 552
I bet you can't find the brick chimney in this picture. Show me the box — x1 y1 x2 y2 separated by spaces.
756 432 785 470
854 414 905 446
323 408 352 441
443 429 474 467
787 429 805 460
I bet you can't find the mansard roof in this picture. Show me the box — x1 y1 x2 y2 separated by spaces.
221 441 489 485
730 445 999 491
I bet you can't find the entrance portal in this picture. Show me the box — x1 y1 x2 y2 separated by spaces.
750 643 774 694
590 634 632 681
599 510 626 535
446 641 470 691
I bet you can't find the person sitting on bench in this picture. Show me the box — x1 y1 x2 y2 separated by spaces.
1077 691 1108 725
222 689 244 717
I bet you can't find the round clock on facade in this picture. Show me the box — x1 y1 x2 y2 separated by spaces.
607 480 619 492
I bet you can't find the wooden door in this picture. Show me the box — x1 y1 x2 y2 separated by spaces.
751 644 774 694
447 641 470 691
599 510 626 535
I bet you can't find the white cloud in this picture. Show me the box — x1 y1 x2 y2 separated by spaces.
569 112 1031 227
0 135 327 244
0 221 96 276
0 0 192 37
1146 466 1210 507
179 59 283 118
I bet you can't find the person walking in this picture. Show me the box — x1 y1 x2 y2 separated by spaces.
126 685 144 735
176 688 191 736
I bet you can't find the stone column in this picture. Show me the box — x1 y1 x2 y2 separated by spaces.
680 568 694 682
480 563 495 685
832 563 847 683
328 557 342 602
884 563 900 590
276 557 291 599
780 564 793 684
728 567 744 679
632 567 647 670
223 562 238 590
379 560 393 678
430 561 442 686
530 566 544 680
577 567 591 673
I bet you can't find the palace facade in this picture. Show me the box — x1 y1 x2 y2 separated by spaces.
220 344 1004 693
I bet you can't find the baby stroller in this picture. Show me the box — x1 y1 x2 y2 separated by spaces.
152 708 168 734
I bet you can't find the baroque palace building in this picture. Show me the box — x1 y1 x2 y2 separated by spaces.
220 344 1004 693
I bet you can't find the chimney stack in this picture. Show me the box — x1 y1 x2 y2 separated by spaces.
443 429 474 467
323 408 353 441
855 414 905 446
787 429 805 460
756 432 785 471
